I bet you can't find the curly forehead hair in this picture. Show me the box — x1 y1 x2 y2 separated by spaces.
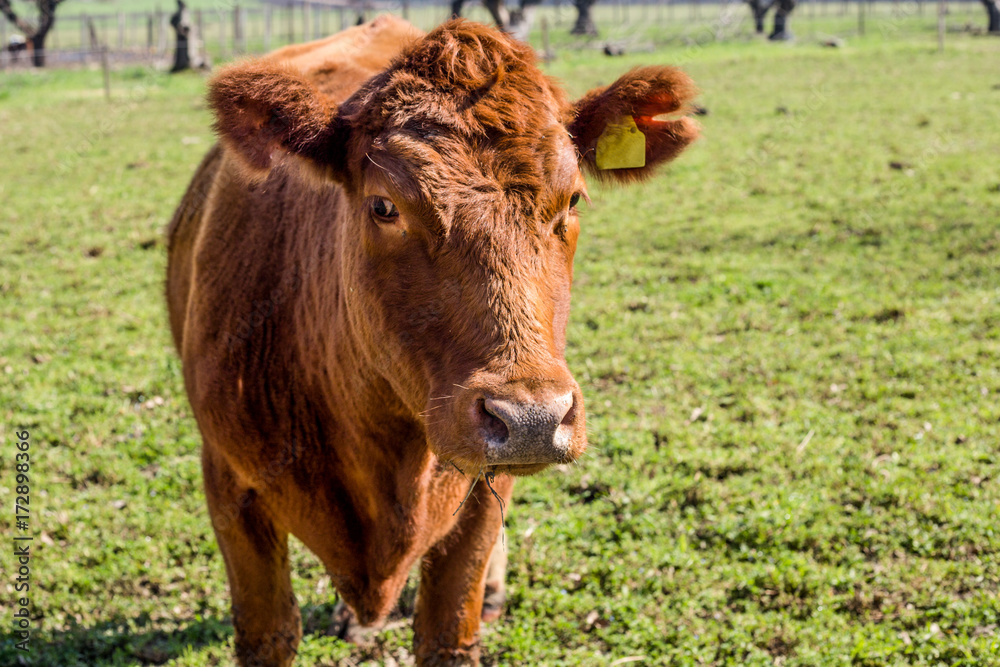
340 20 571 139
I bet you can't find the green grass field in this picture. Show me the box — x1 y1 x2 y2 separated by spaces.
1 17 999 667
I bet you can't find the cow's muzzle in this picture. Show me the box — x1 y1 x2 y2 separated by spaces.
468 382 583 467
425 373 587 474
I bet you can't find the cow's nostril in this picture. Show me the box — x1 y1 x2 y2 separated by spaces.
558 393 577 427
478 398 509 444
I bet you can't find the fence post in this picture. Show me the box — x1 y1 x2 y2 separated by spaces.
193 8 205 62
233 4 241 55
937 0 945 51
220 9 228 59
101 45 111 101
264 5 272 51
157 9 167 56
302 1 310 42
88 16 99 59
402 0 410 21
541 15 551 58
287 4 294 45
240 5 248 53
857 0 864 34
236 7 247 53
195 9 203 54
86 17 97 64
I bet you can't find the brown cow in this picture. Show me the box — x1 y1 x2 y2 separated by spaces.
167 15 697 666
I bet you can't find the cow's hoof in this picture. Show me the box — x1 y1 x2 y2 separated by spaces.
481 587 506 623
234 627 300 667
416 644 480 666
329 600 383 644
481 602 503 624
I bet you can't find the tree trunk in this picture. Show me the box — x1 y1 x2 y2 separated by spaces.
29 29 47 66
483 0 511 29
170 0 191 72
32 0 55 67
481 0 538 40
169 0 204 72
508 0 540 40
0 0 61 67
746 0 775 32
769 0 795 40
983 0 1000 32
33 0 57 67
450 0 465 18
571 0 598 35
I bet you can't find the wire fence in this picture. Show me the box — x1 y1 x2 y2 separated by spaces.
0 0 991 70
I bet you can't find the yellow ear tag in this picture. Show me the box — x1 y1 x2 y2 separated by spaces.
595 116 646 170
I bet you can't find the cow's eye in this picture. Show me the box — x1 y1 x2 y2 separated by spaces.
569 193 581 209
370 197 399 221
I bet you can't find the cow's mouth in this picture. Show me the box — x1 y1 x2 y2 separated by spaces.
484 461 566 477
444 460 557 478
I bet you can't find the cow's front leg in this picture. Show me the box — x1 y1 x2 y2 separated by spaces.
414 475 514 666
203 444 301 667
481 536 508 623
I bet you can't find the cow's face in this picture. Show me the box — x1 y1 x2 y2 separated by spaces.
210 20 698 476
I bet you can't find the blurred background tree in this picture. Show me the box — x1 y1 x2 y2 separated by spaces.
0 0 67 66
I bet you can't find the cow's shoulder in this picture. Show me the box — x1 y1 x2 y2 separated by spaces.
266 15 424 103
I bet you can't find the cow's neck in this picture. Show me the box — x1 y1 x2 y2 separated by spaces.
289 224 460 551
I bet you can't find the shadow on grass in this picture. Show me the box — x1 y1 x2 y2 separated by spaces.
0 602 346 666
0 614 230 667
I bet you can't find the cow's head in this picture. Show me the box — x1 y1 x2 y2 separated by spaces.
209 19 698 477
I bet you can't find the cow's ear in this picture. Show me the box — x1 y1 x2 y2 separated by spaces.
568 66 700 184
208 60 346 178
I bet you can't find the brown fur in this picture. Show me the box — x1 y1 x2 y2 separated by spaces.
167 16 698 666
